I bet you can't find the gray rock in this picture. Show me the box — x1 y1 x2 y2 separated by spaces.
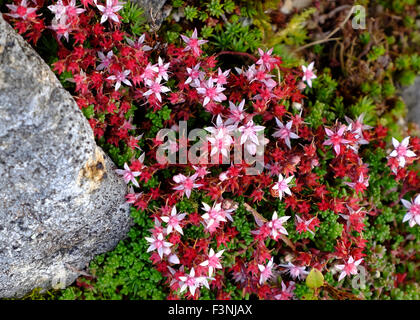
0 14 132 298
281 0 312 15
402 76 420 128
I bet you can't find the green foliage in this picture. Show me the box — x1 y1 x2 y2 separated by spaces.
305 70 345 128
311 71 338 104
172 0 184 8
390 284 420 300
206 0 225 18
120 2 147 35
394 53 420 87
163 0 312 54
15 0 419 301
10 288 59 300
212 19 262 53
359 32 371 45
382 81 396 98
184 6 199 21
272 44 301 66
106 143 135 167
232 201 256 245
349 96 376 126
265 8 316 48
294 282 312 299
59 70 75 91
59 207 167 300
36 35 59 65
367 45 386 62
396 54 412 70
223 0 235 13
306 100 327 129
315 210 343 252
306 268 324 289
81 105 95 119
398 70 416 86
144 106 172 137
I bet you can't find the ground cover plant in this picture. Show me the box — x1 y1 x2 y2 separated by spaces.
161 0 420 137
297 0 420 138
1 0 419 300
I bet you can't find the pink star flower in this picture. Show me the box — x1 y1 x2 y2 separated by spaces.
252 67 276 89
107 70 132 91
205 115 236 158
160 206 187 235
145 233 173 259
96 0 124 24
323 125 350 156
256 48 277 70
389 136 416 168
272 119 299 149
125 186 143 204
66 0 85 17
278 262 309 280
199 248 224 277
212 68 230 85
181 28 208 56
179 268 209 296
344 173 369 193
244 64 257 81
192 165 210 179
346 113 372 148
155 57 170 82
49 0 84 20
302 61 317 87
115 162 141 188
47 0 67 20
126 33 152 51
172 173 203 199
336 256 363 281
96 50 113 71
295 215 316 235
238 120 265 155
345 113 372 136
339 206 365 231
258 258 275 285
185 63 204 87
140 63 159 81
144 78 171 102
274 281 295 300
196 79 227 106
49 16 72 41
401 194 420 227
268 211 291 239
225 100 247 125
271 174 294 200
6 0 37 20
201 202 234 232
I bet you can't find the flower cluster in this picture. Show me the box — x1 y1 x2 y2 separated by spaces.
4 0 419 300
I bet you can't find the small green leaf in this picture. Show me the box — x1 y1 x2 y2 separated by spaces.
301 289 317 300
306 268 324 289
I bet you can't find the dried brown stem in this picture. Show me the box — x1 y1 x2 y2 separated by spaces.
294 6 355 53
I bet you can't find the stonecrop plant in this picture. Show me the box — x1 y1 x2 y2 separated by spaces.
3 0 419 300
